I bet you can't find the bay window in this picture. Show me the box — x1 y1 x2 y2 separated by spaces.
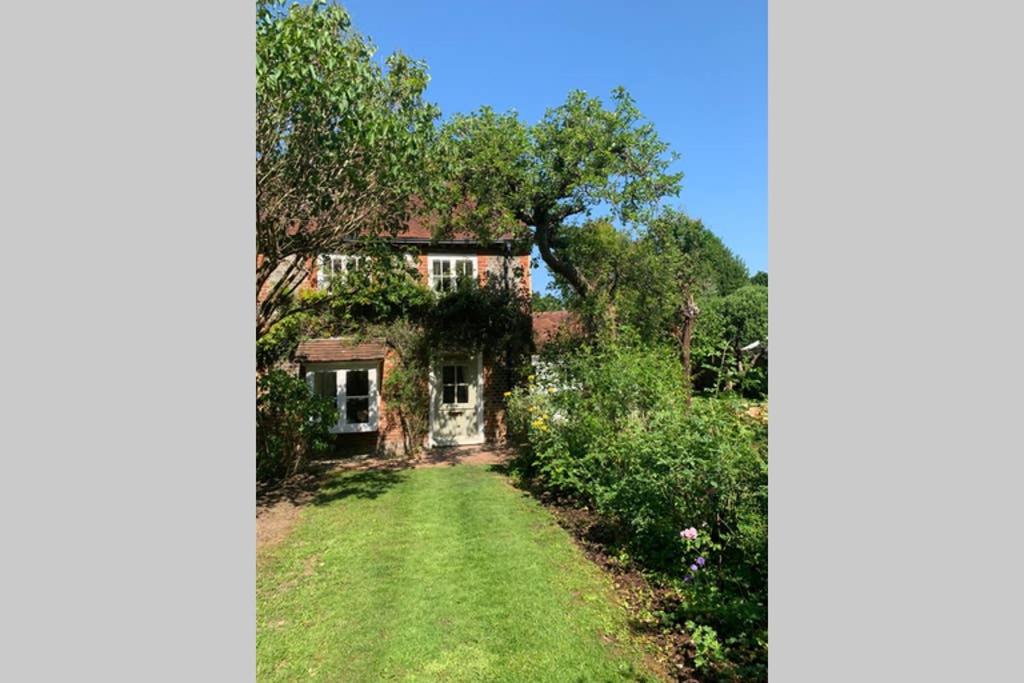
305 362 379 433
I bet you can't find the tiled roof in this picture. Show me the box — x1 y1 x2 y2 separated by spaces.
532 311 580 349
295 338 387 363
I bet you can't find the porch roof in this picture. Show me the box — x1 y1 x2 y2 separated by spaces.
295 337 387 363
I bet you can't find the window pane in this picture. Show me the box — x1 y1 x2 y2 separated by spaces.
314 372 336 400
346 369 369 396
442 365 455 385
346 397 369 423
455 365 465 384
456 385 468 404
433 260 442 275
442 385 455 404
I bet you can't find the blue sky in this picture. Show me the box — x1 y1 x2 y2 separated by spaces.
340 0 766 293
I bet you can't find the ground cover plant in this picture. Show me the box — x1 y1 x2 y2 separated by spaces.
257 464 659 681
507 338 768 681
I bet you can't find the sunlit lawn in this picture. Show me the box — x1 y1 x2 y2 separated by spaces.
257 464 656 682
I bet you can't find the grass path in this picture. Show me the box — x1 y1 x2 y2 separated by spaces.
257 464 657 682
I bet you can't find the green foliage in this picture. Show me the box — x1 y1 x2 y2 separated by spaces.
507 338 767 676
686 621 724 671
256 0 440 337
321 243 434 329
530 291 564 312
425 276 533 364
541 210 751 353
378 321 431 456
692 285 769 398
617 209 750 338
256 309 312 370
650 210 751 297
750 271 768 287
437 88 681 297
256 369 337 482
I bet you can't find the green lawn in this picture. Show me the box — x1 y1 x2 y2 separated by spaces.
257 464 657 682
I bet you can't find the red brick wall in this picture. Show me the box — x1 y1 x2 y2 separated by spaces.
520 254 532 293
482 352 512 443
304 347 423 459
417 252 428 283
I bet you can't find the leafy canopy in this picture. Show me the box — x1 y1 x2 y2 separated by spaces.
437 88 682 296
256 0 439 338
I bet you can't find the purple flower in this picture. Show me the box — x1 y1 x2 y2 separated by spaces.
690 564 699 572
683 575 692 582
696 557 706 567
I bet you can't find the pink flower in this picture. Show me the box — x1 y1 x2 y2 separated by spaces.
681 527 698 540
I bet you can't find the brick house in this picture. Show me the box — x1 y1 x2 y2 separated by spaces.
262 220 548 456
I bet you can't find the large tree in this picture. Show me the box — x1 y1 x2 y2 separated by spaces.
628 209 750 401
436 88 682 299
256 0 438 339
542 209 751 390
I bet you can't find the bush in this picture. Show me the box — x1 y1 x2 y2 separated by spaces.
692 284 768 399
507 338 767 678
256 369 337 482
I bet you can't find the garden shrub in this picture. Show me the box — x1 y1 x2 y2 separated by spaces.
256 369 337 482
692 284 768 399
507 337 767 678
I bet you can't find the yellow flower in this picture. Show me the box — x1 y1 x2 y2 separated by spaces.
503 391 511 398
528 375 536 383
547 387 557 394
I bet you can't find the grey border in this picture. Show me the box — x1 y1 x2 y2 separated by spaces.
2 1 254 679
772 1 1024 680
5 0 1024 679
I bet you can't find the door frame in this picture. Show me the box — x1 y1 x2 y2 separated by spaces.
428 352 484 447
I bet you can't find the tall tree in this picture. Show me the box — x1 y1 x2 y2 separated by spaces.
436 88 682 298
622 209 750 402
256 0 439 339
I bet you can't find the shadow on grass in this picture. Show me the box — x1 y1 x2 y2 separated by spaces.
313 467 408 506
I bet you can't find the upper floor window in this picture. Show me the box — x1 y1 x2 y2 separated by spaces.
318 252 418 289
429 255 477 293
317 254 366 289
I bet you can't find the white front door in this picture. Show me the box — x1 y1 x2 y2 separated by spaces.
430 354 483 446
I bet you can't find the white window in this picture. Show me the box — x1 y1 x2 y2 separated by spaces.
441 364 470 404
428 254 477 292
305 362 379 433
316 254 368 289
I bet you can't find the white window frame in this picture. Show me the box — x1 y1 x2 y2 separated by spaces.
316 254 369 289
427 254 478 293
304 361 380 433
